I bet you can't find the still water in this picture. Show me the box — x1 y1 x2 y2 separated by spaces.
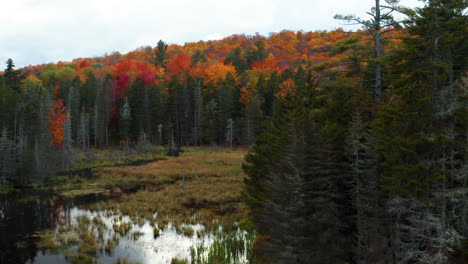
0 192 248 264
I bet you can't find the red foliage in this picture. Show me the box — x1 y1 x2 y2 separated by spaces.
48 99 70 149
166 53 191 76
79 60 90 69
113 60 135 78
138 71 157 86
53 83 60 95
251 57 286 73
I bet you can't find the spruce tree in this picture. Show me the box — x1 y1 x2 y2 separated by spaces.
4 58 22 93
0 128 15 186
154 40 168 67
374 0 467 261
335 0 402 105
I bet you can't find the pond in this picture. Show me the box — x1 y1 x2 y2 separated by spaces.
0 192 253 264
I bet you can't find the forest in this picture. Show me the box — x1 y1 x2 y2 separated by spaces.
0 0 467 263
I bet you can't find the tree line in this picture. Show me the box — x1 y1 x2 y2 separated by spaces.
0 12 404 186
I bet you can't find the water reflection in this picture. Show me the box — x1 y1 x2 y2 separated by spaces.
0 193 67 264
0 193 250 264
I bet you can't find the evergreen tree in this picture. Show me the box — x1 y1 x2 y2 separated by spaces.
203 98 220 146
225 118 234 148
335 0 403 105
225 47 248 73
246 40 269 66
0 128 15 186
154 40 168 67
346 112 392 263
191 49 207 65
374 0 467 261
192 80 203 145
3 58 22 93
260 128 310 263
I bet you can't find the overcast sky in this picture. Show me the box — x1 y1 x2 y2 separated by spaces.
1 0 423 68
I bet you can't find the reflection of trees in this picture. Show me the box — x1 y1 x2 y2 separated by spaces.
0 193 100 263
52 198 65 226
0 196 42 263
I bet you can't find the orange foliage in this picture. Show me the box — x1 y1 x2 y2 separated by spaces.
191 61 238 86
48 99 71 149
113 60 136 78
17 28 408 107
166 53 191 76
251 57 285 74
276 78 296 98
53 84 60 95
240 84 256 105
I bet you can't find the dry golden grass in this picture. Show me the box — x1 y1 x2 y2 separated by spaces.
90 147 249 231
95 147 245 183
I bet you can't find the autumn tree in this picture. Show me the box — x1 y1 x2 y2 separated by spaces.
48 99 71 149
246 40 269 67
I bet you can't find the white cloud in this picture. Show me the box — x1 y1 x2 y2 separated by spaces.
202 33 225 41
0 0 423 68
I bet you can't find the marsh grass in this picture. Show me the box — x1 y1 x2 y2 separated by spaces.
177 226 194 237
40 147 248 230
113 221 132 236
67 234 80 245
72 145 166 171
153 226 161 238
90 147 249 231
67 253 97 264
36 233 59 249
171 258 189 264
131 231 145 240
190 230 255 264
32 147 253 263
114 257 143 264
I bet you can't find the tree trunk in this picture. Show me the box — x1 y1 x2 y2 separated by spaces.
374 0 383 105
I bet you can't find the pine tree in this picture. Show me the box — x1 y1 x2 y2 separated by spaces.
203 98 220 146
225 118 234 148
225 47 248 73
154 40 168 67
346 112 391 263
3 58 22 93
192 80 203 145
260 128 310 263
374 0 467 261
243 84 311 262
0 128 15 186
335 0 403 105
